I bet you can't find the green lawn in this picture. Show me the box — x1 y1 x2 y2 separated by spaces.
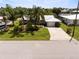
0 19 50 41
0 28 50 41
60 23 79 41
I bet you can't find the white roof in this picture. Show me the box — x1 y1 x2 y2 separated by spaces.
72 10 79 12
60 14 79 20
6 20 12 25
0 16 3 20
23 16 29 20
44 15 61 22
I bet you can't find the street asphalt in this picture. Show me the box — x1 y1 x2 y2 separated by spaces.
0 28 79 59
0 40 79 59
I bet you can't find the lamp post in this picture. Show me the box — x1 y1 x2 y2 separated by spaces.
70 0 79 42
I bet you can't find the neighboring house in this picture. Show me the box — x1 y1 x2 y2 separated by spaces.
71 10 79 14
22 16 30 24
71 10 79 13
23 16 29 21
44 15 61 27
0 16 12 26
0 16 5 30
61 9 70 14
60 14 79 25
6 20 12 26
0 21 5 30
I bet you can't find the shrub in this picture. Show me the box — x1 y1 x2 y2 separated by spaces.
13 26 19 34
55 22 60 27
26 22 34 32
19 20 23 25
19 26 23 32
66 28 72 35
39 20 46 26
33 25 39 31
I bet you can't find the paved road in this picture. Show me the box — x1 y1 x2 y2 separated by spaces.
47 27 75 41
0 28 79 59
0 41 79 59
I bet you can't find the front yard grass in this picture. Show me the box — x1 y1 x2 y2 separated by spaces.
60 23 79 41
0 19 50 41
0 28 50 41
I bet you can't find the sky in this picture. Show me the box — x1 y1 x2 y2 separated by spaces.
0 0 78 8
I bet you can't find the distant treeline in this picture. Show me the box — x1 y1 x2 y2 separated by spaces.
0 4 78 16
0 5 53 15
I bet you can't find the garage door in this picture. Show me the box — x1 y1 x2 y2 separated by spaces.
47 22 55 27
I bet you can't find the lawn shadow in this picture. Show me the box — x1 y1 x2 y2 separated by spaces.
26 31 35 36
0 31 6 35
8 30 24 38
10 33 24 38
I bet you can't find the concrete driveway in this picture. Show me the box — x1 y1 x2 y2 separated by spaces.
47 27 75 40
0 41 79 59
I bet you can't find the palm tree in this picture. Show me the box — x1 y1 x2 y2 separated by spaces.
19 9 25 25
3 16 7 28
52 8 61 17
32 5 45 26
5 4 16 26
0 8 8 28
70 0 79 42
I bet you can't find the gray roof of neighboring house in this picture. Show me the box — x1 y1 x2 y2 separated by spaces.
44 15 61 22
60 14 79 20
0 20 12 26
23 16 29 20
0 21 5 26
72 10 79 12
6 20 12 25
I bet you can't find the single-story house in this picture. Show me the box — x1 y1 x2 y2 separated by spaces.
44 15 61 27
6 20 12 26
20 16 30 24
0 21 5 30
60 14 79 25
22 15 61 27
23 16 29 20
